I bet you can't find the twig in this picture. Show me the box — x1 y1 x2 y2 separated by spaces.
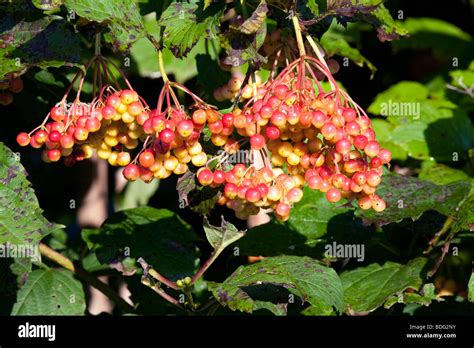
140 277 183 309
137 257 179 290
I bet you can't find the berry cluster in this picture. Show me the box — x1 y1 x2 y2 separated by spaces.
14 52 391 222
16 56 148 167
0 74 23 106
194 56 391 220
122 83 217 182
16 88 146 166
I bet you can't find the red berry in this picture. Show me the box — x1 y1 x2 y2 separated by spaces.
378 149 392 164
335 139 351 155
60 134 74 149
260 104 273 119
208 120 224 134
192 109 207 125
274 84 289 100
101 105 116 120
48 130 61 143
245 188 261 203
177 120 194 138
265 126 280 140
197 168 214 186
311 110 327 128
159 128 176 144
50 106 65 122
213 170 226 185
364 141 380 157
250 134 266 150
353 135 368 150
139 150 155 168
224 182 238 199
16 132 30 147
221 113 234 128
342 108 356 122
123 164 140 181
47 149 61 162
275 202 290 216
326 188 341 203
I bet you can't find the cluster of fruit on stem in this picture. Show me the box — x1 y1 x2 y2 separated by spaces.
196 55 391 220
16 55 149 166
16 45 391 221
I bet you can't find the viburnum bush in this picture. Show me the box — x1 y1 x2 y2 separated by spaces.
1 0 473 318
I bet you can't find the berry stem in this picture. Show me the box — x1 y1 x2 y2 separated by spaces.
291 14 306 57
137 257 179 290
158 50 169 83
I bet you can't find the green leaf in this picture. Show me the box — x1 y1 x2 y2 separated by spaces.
419 163 472 186
0 16 81 78
391 18 473 59
0 143 60 246
450 61 474 88
384 283 440 309
451 195 474 233
328 0 407 41
320 23 376 76
236 188 370 258
158 1 225 58
64 0 145 51
32 0 64 10
130 18 218 83
11 269 86 315
371 119 407 160
208 255 344 315
203 217 246 255
355 173 472 226
81 207 199 280
368 81 429 115
10 257 33 288
469 273 474 302
34 69 64 87
340 257 428 314
368 81 474 161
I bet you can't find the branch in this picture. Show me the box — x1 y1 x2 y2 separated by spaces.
39 243 135 314
137 257 179 290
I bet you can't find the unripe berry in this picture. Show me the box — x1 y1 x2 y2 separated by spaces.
358 195 372 210
372 195 386 212
191 152 207 167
